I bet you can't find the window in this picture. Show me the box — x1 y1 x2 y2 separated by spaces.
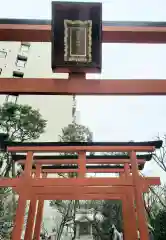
19 42 30 56
16 55 28 67
0 51 7 58
21 42 30 47
12 71 24 78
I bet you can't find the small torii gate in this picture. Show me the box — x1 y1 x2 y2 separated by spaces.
0 140 162 240
0 1 165 240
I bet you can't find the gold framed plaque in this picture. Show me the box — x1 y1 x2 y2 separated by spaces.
64 20 92 63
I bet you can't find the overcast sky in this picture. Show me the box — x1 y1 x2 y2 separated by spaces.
0 0 166 182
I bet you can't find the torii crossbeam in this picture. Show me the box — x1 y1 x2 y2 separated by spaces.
0 19 166 95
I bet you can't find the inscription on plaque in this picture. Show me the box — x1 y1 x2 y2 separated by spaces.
64 20 92 63
70 27 86 56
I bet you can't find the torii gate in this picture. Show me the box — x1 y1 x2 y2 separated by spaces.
14 149 161 240
0 140 162 240
0 1 165 240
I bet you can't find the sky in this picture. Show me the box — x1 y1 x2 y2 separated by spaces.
0 0 166 183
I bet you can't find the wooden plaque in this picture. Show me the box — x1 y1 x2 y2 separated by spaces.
51 1 102 74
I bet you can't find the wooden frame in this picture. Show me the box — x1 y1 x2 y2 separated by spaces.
0 141 161 240
1 78 166 95
0 19 166 95
1 19 166 43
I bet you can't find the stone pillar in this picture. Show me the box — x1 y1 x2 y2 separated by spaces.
90 224 93 236
76 223 80 238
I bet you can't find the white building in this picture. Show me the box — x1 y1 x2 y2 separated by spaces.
0 41 75 141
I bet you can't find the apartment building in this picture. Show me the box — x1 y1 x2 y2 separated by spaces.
0 41 75 141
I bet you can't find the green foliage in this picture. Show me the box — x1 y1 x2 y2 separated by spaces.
101 200 123 233
153 209 166 240
0 188 16 239
0 101 47 141
0 101 47 176
59 123 93 142
143 184 166 239
143 184 166 231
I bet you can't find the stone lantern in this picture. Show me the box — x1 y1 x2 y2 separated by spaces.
75 215 93 240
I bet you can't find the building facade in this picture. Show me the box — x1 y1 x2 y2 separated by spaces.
0 41 75 141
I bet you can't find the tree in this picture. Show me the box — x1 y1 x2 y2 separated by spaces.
0 188 14 239
59 123 93 143
153 135 166 173
101 200 123 233
144 134 166 236
0 101 46 142
141 172 166 239
143 185 166 229
89 200 123 240
153 208 166 240
0 101 47 177
0 101 47 239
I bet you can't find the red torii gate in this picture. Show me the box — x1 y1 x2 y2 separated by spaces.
0 140 161 239
0 2 165 240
